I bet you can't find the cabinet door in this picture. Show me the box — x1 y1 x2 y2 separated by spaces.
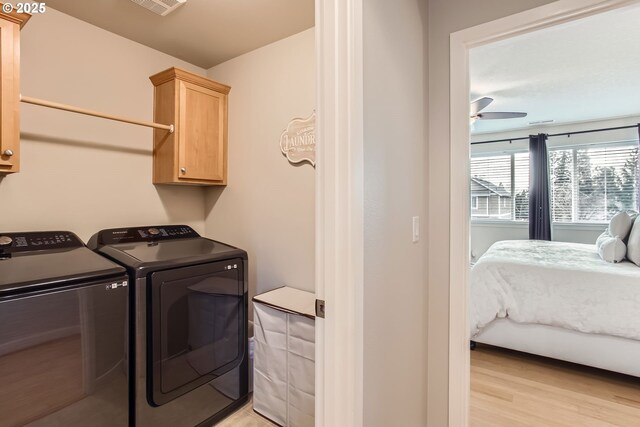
0 17 20 174
177 81 226 182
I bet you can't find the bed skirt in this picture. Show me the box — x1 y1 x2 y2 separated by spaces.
475 319 640 377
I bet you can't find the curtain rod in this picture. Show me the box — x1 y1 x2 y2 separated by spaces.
471 123 639 145
20 95 174 133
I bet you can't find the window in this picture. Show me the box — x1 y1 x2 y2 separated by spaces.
471 141 639 224
470 152 529 220
550 143 638 223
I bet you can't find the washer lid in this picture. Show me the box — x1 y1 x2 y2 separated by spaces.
90 225 246 270
105 237 242 264
0 246 126 295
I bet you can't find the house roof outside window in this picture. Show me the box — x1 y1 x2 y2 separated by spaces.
471 177 511 198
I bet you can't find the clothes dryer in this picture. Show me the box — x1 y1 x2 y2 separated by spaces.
89 225 248 427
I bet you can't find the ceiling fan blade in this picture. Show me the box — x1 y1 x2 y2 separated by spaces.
470 97 493 115
476 112 527 120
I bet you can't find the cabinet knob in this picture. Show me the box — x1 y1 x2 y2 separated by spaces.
2 149 13 157
180 167 187 175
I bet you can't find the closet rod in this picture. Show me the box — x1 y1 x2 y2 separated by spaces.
20 95 174 133
471 123 639 145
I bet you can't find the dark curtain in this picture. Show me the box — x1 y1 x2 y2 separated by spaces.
529 133 552 240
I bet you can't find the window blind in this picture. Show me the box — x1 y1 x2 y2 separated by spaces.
514 152 529 221
550 144 638 223
470 153 528 221
471 142 638 223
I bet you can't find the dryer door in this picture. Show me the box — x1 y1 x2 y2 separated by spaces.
148 259 245 406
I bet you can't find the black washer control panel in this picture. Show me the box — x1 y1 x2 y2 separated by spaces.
0 231 83 255
96 225 200 245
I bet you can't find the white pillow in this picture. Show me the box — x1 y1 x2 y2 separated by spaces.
595 230 610 251
608 211 634 240
626 216 640 266
597 235 626 263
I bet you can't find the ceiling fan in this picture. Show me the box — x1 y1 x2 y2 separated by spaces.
470 97 527 120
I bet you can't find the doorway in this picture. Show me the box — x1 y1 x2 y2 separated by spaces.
449 0 640 425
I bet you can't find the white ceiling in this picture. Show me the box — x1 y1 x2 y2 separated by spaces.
469 4 640 135
46 0 314 69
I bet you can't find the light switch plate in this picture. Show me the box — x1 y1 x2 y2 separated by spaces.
412 216 419 243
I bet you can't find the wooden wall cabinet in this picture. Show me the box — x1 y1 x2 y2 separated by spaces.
0 6 29 175
150 67 231 185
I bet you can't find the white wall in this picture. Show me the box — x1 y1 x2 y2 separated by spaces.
0 8 207 241
204 29 315 308
363 1 427 425
470 116 638 258
426 0 557 425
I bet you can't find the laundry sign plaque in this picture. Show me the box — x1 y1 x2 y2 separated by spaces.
280 112 315 167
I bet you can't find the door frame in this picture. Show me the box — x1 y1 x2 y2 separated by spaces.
315 0 364 426
449 0 640 425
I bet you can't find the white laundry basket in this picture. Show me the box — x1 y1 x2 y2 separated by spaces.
252 287 315 427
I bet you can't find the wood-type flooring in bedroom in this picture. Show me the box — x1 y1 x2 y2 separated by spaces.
471 344 640 427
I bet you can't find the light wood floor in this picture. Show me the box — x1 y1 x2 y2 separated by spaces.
219 346 640 426
471 344 640 427
216 397 277 427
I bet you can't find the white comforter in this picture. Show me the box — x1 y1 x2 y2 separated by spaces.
470 240 640 340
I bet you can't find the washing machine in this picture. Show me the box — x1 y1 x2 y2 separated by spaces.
88 225 249 427
0 230 129 426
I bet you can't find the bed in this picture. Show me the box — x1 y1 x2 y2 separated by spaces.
470 239 640 377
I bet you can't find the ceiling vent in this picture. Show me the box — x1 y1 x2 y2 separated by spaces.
129 0 187 16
